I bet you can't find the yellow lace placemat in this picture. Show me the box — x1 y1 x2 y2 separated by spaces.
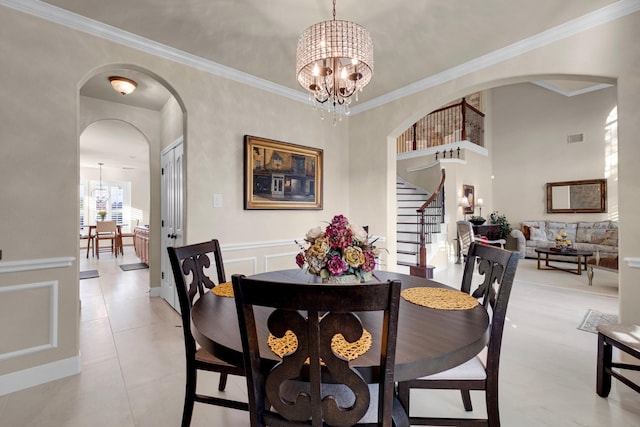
401 287 479 310
268 329 372 362
212 281 234 297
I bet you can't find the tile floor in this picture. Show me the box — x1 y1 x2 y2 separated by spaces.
0 247 638 426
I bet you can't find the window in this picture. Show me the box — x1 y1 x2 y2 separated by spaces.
81 179 131 227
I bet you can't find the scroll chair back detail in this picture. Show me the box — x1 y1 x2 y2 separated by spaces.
167 240 247 427
231 275 407 427
398 242 519 427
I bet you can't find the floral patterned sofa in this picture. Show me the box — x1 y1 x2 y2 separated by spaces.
510 220 618 271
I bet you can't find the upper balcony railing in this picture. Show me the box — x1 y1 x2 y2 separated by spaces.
397 98 485 154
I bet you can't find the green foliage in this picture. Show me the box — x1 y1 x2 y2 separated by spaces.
489 211 511 240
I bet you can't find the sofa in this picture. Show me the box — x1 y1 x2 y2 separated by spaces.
510 220 618 276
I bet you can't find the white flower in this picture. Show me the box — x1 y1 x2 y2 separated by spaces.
305 226 324 242
350 223 368 243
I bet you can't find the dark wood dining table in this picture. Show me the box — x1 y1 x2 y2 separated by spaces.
190 269 489 383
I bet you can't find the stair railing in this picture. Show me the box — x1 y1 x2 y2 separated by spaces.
414 168 446 274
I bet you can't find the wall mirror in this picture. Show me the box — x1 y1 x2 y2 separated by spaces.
546 179 607 213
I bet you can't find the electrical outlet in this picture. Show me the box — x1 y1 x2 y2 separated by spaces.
213 194 223 208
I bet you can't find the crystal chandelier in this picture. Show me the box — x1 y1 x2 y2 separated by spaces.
296 0 374 125
91 162 110 203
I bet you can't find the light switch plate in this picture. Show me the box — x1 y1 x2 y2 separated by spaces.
213 194 223 208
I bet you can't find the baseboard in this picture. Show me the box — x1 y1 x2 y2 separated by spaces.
0 355 81 396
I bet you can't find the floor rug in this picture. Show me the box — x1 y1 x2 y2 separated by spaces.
79 270 99 280
119 263 149 271
578 309 618 334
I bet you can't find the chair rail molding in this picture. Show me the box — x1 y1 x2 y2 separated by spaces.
0 257 75 274
623 257 640 268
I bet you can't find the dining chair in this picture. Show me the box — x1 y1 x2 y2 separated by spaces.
397 242 519 427
457 220 505 263
167 240 248 427
95 220 119 258
231 274 409 427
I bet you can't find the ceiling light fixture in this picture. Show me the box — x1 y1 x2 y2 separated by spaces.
296 0 373 125
109 76 137 95
92 162 110 203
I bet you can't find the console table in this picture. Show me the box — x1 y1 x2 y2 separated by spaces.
472 224 501 240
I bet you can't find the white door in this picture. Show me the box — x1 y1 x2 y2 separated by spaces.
161 139 184 312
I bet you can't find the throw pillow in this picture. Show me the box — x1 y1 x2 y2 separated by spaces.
590 228 618 246
529 227 547 241
522 225 531 240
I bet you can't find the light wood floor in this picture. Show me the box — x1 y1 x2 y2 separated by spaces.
0 247 638 426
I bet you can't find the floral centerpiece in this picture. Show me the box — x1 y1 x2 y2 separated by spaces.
98 210 107 221
555 231 571 251
296 215 379 283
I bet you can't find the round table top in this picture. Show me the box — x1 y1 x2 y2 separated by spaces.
191 269 489 382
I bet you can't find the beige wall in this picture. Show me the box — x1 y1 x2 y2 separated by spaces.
0 6 348 390
491 83 618 225
1 4 639 394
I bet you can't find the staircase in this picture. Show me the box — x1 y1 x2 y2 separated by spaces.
396 177 446 274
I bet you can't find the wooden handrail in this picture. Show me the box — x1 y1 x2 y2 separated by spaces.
415 168 446 270
417 168 446 213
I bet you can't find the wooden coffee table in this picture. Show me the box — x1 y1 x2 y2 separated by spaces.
535 247 593 275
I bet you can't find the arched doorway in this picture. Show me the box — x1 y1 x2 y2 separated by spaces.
78 66 186 303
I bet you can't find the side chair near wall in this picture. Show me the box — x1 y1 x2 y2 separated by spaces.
456 220 505 264
398 242 519 427
167 240 248 427
231 274 409 427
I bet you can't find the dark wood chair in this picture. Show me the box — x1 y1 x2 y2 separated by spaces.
398 242 519 427
167 240 247 427
231 274 408 427
596 323 640 397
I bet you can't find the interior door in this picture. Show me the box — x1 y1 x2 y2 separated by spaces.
161 138 184 312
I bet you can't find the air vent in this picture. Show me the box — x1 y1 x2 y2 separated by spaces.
567 133 584 144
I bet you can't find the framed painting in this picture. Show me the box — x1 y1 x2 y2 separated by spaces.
546 178 607 213
244 135 323 210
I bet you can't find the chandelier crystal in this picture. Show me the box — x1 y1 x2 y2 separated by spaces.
296 0 373 124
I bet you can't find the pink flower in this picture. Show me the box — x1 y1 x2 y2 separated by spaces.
330 215 349 227
295 252 306 268
326 256 347 276
325 223 353 249
361 250 376 272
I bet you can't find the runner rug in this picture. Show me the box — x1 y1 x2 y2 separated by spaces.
119 263 149 271
577 309 618 334
79 270 99 280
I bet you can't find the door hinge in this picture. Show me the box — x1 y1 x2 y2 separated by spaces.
161 168 164 175
161 271 164 280
162 219 164 227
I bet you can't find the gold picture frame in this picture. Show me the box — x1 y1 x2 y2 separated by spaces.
546 179 607 213
244 135 323 210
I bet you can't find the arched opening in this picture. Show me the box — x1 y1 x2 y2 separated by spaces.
78 65 186 305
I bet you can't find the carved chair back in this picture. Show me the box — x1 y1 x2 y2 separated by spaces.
232 275 402 427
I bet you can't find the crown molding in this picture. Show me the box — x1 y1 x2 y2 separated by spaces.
3 0 638 114
351 0 640 114
532 81 614 97
0 0 307 104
